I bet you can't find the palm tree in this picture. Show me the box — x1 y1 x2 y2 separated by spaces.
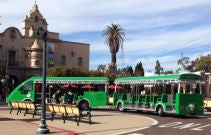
102 24 125 70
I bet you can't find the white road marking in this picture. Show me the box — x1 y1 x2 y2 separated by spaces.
113 117 158 135
191 124 211 131
159 122 182 128
173 123 202 129
159 122 211 131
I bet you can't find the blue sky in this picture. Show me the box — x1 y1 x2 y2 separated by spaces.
0 0 211 72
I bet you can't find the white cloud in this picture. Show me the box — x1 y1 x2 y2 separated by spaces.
2 0 211 33
1 0 211 72
123 25 211 55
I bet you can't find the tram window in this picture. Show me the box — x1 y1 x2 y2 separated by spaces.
166 85 171 94
21 81 33 91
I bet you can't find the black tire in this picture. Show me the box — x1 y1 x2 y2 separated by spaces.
24 99 32 102
79 100 89 111
158 106 165 117
117 102 124 112
179 115 187 119
136 110 143 113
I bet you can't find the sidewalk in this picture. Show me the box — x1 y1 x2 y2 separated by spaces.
0 101 155 135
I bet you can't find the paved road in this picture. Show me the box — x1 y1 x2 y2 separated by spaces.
2 100 211 135
120 111 211 135
0 102 155 135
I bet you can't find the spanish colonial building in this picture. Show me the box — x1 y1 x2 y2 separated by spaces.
0 3 90 85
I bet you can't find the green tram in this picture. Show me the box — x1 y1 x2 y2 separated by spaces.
113 73 204 116
6 76 109 109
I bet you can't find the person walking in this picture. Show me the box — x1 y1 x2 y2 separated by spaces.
53 89 62 104
67 91 74 104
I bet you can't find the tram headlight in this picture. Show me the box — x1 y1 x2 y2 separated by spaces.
189 104 194 110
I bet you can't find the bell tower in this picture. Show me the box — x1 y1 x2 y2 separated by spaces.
22 1 48 37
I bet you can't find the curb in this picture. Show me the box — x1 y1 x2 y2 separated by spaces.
112 117 158 135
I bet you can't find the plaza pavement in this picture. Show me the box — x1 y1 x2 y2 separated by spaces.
0 101 156 135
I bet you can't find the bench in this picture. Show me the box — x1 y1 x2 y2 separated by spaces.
10 100 38 117
46 103 91 126
204 98 211 111
10 100 20 115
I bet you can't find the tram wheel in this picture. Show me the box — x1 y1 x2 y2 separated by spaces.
79 100 89 110
24 99 32 102
117 102 124 112
158 106 164 117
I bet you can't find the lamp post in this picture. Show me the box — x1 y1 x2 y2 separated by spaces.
5 74 9 97
1 78 6 99
36 30 49 134
1 74 9 99
12 79 14 90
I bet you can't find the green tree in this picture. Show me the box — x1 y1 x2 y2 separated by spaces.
127 66 134 76
134 61 144 76
47 66 117 84
177 56 191 72
177 54 211 72
155 60 163 75
194 55 211 72
121 66 134 76
164 70 173 75
102 24 125 71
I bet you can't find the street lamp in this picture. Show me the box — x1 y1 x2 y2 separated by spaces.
12 79 15 90
1 78 6 99
1 74 9 98
36 30 49 134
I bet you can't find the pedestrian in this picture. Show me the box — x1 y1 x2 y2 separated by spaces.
67 91 74 104
53 89 62 104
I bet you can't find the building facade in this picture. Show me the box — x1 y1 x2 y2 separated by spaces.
0 3 90 85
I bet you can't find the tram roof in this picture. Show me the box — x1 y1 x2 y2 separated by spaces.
30 77 109 84
114 73 202 84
